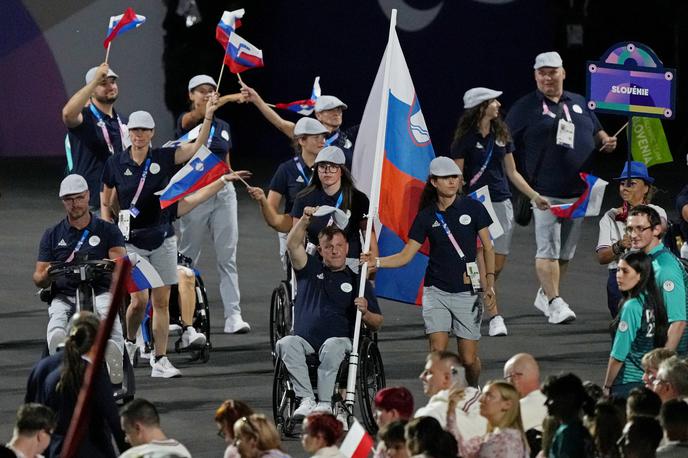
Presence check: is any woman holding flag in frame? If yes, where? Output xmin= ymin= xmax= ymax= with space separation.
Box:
xmin=361 ymin=157 xmax=495 ymax=386
xmin=100 ymin=94 xmax=218 ymax=379
xmin=450 ymin=88 xmax=550 ymax=338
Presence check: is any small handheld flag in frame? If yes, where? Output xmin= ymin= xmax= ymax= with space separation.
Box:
xmin=468 ymin=185 xmax=504 ymax=239
xmin=103 ymin=8 xmax=146 ymax=49
xmin=125 ymin=253 xmax=164 ymax=293
xmin=340 ymin=419 xmax=374 ymax=458
xmin=549 ymin=173 xmax=608 ymax=219
xmin=274 ymin=77 xmax=322 ymax=116
xmin=223 ymin=32 xmax=264 ymax=74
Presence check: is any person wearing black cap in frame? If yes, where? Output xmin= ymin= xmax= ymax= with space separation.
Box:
xmin=100 ymin=96 xmax=217 ymax=378
xmin=362 ymin=157 xmax=495 ymax=386
xmin=596 ymin=161 xmax=666 ymax=317
xmin=62 ymin=63 xmax=129 ymax=212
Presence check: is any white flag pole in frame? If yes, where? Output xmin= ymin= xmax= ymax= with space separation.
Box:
xmin=345 ymin=8 xmax=397 ymax=409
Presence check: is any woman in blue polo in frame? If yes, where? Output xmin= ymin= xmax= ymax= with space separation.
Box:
xmin=100 ymin=95 xmax=217 ymax=379
xmin=362 ymin=156 xmax=495 ymax=386
xmin=450 ymin=87 xmax=550 ymax=338
xmin=603 ymin=250 xmax=668 ymax=398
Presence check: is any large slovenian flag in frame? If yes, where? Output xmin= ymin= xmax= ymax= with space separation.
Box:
xmin=156 ymin=145 xmax=229 ymax=209
xmin=549 ymin=173 xmax=608 ymax=218
xmin=103 ymin=8 xmax=146 ymax=48
xmin=340 ymin=419 xmax=374 ymax=458
xmin=215 ymin=9 xmax=244 ymax=48
xmin=125 ymin=254 xmax=164 ymax=293
xmin=223 ymin=32 xmax=264 ymax=73
xmin=274 ymin=77 xmax=322 ymax=116
xmin=352 ymin=15 xmax=435 ymax=305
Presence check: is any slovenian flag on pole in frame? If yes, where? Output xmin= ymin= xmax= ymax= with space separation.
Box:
xmin=340 ymin=419 xmax=374 ymax=458
xmin=103 ymin=8 xmax=146 ymax=48
xmin=161 ymin=124 xmax=215 ymax=149
xmin=156 ymin=145 xmax=229 ymax=209
xmin=274 ymin=77 xmax=322 ymax=116
xmin=125 ymin=254 xmax=164 ymax=293
xmin=215 ymin=9 xmax=244 ymax=48
xmin=351 ymin=11 xmax=435 ymax=305
xmin=223 ymin=32 xmax=264 ymax=73
xmin=549 ymin=173 xmax=608 ymax=219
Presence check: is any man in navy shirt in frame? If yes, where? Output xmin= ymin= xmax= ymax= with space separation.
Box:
xmin=506 ymin=51 xmax=617 ymax=324
xmin=33 ymin=175 xmax=126 ymax=375
xmin=276 ymin=208 xmax=383 ymax=419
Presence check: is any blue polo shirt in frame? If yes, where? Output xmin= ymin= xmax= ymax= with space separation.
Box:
xmin=269 ymin=156 xmax=312 ymax=214
xmin=649 ymin=243 xmax=688 ymax=354
xmin=291 ymin=188 xmax=369 ymax=258
xmin=409 ymin=197 xmax=492 ymax=293
xmin=505 ymin=90 xmax=602 ymax=198
xmin=326 ymin=124 xmax=358 ymax=170
xmin=175 ymin=115 xmax=232 ymax=159
xmin=294 ymin=255 xmax=380 ymax=350
xmin=67 ymin=105 xmax=127 ymax=209
xmin=450 ymin=130 xmax=514 ymax=202
xmin=37 ymin=214 xmax=125 ymax=296
xmin=101 ymin=147 xmax=177 ymax=250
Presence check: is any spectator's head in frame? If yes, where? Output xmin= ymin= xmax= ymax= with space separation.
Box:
xmin=419 ymin=351 xmax=461 ymax=397
xmin=641 ymin=348 xmax=676 ymax=389
xmin=503 ymin=353 xmax=541 ymax=397
xmin=317 ymin=225 xmax=349 ymax=271
xmin=405 ymin=416 xmax=457 ymax=458
xmin=374 ymin=387 xmax=414 ymax=428
xmin=379 ymin=420 xmax=409 ymax=458
xmin=233 ymin=414 xmax=282 ymax=457
xmin=627 ymin=205 xmax=662 ymax=252
xmin=614 ymin=161 xmax=655 ymax=207
xmin=617 ymin=416 xmax=663 ymax=458
xmin=533 ymin=51 xmax=565 ymax=98
xmin=583 ymin=381 xmax=605 ymax=404
xmin=591 ymin=401 xmax=624 ymax=458
xmin=653 ymin=356 xmax=688 ymax=403
xmin=659 ymin=399 xmax=688 ymax=442
xmin=542 ymin=373 xmax=594 ymax=423
xmin=214 ymin=399 xmax=253 ymax=444
xmin=120 ymin=398 xmax=162 ymax=447
xmin=8 ymin=403 xmax=55 ymax=457
xmin=479 ymin=381 xmax=524 ymax=433
xmin=626 ymin=387 xmax=661 ymax=420
xmin=301 ymin=413 xmax=344 ymax=454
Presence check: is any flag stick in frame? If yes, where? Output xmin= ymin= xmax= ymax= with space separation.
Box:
xmin=266 ymin=103 xmax=276 ymax=108
xmin=216 ymin=61 xmax=226 ymax=92
xmin=104 ymin=42 xmax=112 ymax=64
xmin=599 ymin=121 xmax=629 ymax=151
xmin=237 ymin=72 xmax=244 ymax=87
xmin=228 ymin=167 xmax=250 ymax=188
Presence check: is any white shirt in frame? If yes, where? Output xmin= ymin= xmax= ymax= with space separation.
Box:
xmin=118 ymin=439 xmax=191 ymax=458
xmin=414 ymin=387 xmax=487 ymax=441
xmin=520 ymin=389 xmax=547 ymax=432
xmin=313 ymin=446 xmax=346 ymax=458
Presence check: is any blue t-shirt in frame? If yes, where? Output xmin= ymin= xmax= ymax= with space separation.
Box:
xmin=450 ymin=130 xmax=513 ymax=202
xmin=67 ymin=105 xmax=128 ymax=209
xmin=101 ymin=147 xmax=177 ymax=250
xmin=505 ymin=90 xmax=602 ymax=198
xmin=409 ymin=197 xmax=492 ymax=293
xmin=611 ymin=295 xmax=657 ymax=385
xmin=269 ymin=156 xmax=312 ymax=214
xmin=37 ymin=214 xmax=125 ymax=296
xmin=293 ymin=255 xmax=380 ymax=350
xmin=175 ymin=115 xmax=232 ymax=159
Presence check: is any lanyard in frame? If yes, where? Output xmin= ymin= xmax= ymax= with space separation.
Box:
xmin=435 ymin=212 xmax=466 ymax=260
xmin=541 ymin=101 xmax=572 ymax=122
xmin=65 ymin=229 xmax=90 ymax=263
xmin=325 ymin=131 xmax=340 ymax=146
xmin=129 ymin=158 xmax=151 ymax=217
xmin=468 ymin=137 xmax=495 ymax=187
xmin=205 ymin=124 xmax=216 ymax=148
xmin=293 ymin=156 xmax=312 ymax=184
xmin=89 ymin=103 xmax=128 ymax=154
xmin=326 ymin=192 xmax=344 ymax=226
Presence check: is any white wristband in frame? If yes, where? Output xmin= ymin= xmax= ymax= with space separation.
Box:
xmin=375 ymin=257 xmax=381 ymax=269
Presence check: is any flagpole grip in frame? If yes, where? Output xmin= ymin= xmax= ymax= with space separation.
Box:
xmin=104 ymin=42 xmax=112 ymax=64
xmin=237 ymin=72 xmax=244 ymax=87
xmin=217 ymin=59 xmax=226 ymax=91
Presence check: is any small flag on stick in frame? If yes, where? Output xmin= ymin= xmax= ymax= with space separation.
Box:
xmin=103 ymin=7 xmax=146 ymax=49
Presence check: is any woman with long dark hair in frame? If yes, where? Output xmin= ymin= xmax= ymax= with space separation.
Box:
xmin=603 ymin=250 xmax=668 ymax=398
xmin=450 ymin=88 xmax=549 ymax=337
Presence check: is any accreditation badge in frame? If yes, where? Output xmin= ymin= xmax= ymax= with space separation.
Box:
xmin=556 ymin=119 xmax=575 ymax=148
xmin=118 ymin=209 xmax=131 ymax=240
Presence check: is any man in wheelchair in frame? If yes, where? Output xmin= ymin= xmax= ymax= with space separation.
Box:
xmin=277 ymin=206 xmax=383 ymax=419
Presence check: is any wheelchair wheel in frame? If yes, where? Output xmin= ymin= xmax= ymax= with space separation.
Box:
xmin=272 ymin=359 xmax=296 ymax=437
xmin=269 ymin=281 xmax=291 ymax=362
xmin=356 ymin=336 xmax=385 ymax=435
xmin=193 ymin=273 xmax=211 ymax=339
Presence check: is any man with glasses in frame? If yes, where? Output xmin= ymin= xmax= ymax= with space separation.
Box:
xmin=652 ymin=356 xmax=688 ymax=403
xmin=503 ymin=353 xmax=547 ymax=434
xmin=3 ymin=403 xmax=56 ymax=458
xmin=119 ymin=398 xmax=191 ymax=458
xmin=628 ymin=205 xmax=688 ymax=353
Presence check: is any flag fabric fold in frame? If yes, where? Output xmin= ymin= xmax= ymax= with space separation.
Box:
xmin=125 ymin=254 xmax=164 ymax=293
xmin=549 ymin=173 xmax=608 ymax=219
xmin=340 ymin=419 xmax=374 ymax=458
xmin=161 ymin=125 xmax=215 ymax=149
xmin=223 ymin=32 xmax=264 ymax=73
xmin=468 ymin=185 xmax=504 ymax=239
xmin=156 ymin=145 xmax=229 ymax=209
xmin=215 ymin=9 xmax=245 ymax=48
xmin=103 ymin=7 xmax=146 ymax=48
xmin=274 ymin=77 xmax=322 ymax=116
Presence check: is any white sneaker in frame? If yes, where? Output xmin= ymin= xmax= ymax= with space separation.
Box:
xmin=534 ymin=288 xmax=550 ymax=317
xmin=151 ymin=356 xmax=182 ymax=378
xmin=488 ymin=315 xmax=508 ymax=337
xmin=181 ymin=326 xmax=206 ymax=349
xmin=169 ymin=323 xmax=183 ymax=335
xmin=224 ymin=316 xmax=251 ymax=334
xmin=105 ymin=341 xmax=124 ymax=384
xmin=548 ymin=297 xmax=576 ymax=324
xmin=125 ymin=340 xmax=138 ymax=367
xmin=293 ymin=397 xmax=317 ymax=419
xmin=313 ymin=402 xmax=332 ymax=414
xmin=139 ymin=345 xmax=152 ymax=361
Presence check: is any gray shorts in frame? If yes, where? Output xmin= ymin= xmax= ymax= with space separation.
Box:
xmin=533 ymin=196 xmax=583 ymax=260
xmin=126 ymin=236 xmax=178 ymax=286
xmin=422 ymin=286 xmax=482 ymax=340
xmin=492 ymin=199 xmax=514 ymax=255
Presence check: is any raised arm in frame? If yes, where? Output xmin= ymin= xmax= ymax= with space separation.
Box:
xmin=175 ymin=93 xmax=218 ymax=164
xmin=241 ymin=84 xmax=295 ymax=137
xmin=62 ymin=63 xmax=111 ymax=128
xmin=287 ymin=206 xmax=317 ymax=270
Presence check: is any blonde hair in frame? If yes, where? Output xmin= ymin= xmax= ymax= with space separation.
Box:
xmin=485 ymin=381 xmax=523 ymax=432
xmin=233 ymin=414 xmax=282 ymax=452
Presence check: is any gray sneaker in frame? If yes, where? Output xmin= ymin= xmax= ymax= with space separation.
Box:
xmin=151 ymin=356 xmax=181 ymax=378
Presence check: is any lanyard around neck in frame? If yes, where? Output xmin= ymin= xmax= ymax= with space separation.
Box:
xmin=542 ymin=100 xmax=572 ymax=122
xmin=89 ymin=103 xmax=127 ymax=154
xmin=293 ymin=156 xmax=312 ymax=184
xmin=435 ymin=212 xmax=466 ymax=260
xmin=65 ymin=229 xmax=90 ymax=263
xmin=129 ymin=158 xmax=152 ymax=217
xmin=468 ymin=136 xmax=495 ymax=187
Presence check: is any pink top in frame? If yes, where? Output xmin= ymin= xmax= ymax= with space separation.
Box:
xmin=460 ymin=427 xmax=528 ymax=458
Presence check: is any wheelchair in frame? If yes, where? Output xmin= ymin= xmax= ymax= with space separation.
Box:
xmin=40 ymin=256 xmax=136 ymax=403
xmin=272 ymin=330 xmax=385 ymax=437
xmin=269 ymin=268 xmax=295 ymax=364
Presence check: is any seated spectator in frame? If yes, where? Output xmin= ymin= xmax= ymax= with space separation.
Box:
xmin=233 ymin=414 xmax=290 ymax=458
xmin=214 ymin=399 xmax=254 ymax=458
xmin=503 ymin=353 xmax=547 ymax=433
xmin=4 ymin=403 xmax=56 ymax=458
xmin=118 ymin=398 xmax=190 ymax=458
xmin=404 ymin=416 xmax=457 ymax=458
xmin=641 ymin=349 xmax=676 ymax=389
xmin=374 ymin=387 xmax=414 ymax=429
xmin=301 ymin=413 xmax=345 ymax=458
xmin=657 ymin=399 xmax=688 ymax=457
xmin=589 ymin=401 xmax=623 ymax=458
xmin=617 ymin=416 xmax=663 ymax=458
xmin=461 ymin=381 xmax=528 ymax=458
xmin=378 ymin=420 xmax=409 ymax=458
xmin=652 ymin=356 xmax=688 ymax=403
xmin=626 ymin=387 xmax=661 ymax=420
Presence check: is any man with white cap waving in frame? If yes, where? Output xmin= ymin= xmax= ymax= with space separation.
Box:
xmin=62 ymin=63 xmax=129 ymax=212
xmin=505 ymin=51 xmax=618 ymax=325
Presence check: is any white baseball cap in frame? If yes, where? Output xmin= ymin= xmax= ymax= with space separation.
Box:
xmin=294 ymin=118 xmax=329 ymax=136
xmin=429 ymin=157 xmax=462 ymax=177
xmin=59 ymin=174 xmax=89 ymax=197
xmin=188 ymin=74 xmax=217 ymax=91
xmin=534 ymin=51 xmax=563 ymax=69
xmin=315 ymin=95 xmax=348 ymax=113
xmin=463 ymin=87 xmax=503 ymax=109
xmin=85 ymin=66 xmax=119 ymax=84
xmin=314 ymin=146 xmax=346 ymax=165
xmin=127 ymin=111 xmax=155 ymax=129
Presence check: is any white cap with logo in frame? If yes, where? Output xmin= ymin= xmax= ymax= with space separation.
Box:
xmin=533 ymin=51 xmax=563 ymax=69
xmin=85 ymin=67 xmax=119 ymax=84
xmin=127 ymin=111 xmax=155 ymax=129
xmin=314 ymin=95 xmax=348 ymax=113
xmin=59 ymin=174 xmax=89 ymax=197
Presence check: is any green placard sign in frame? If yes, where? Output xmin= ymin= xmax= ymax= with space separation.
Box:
xmin=630 ymin=116 xmax=673 ymax=167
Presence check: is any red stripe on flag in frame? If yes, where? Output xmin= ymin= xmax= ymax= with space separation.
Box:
xmin=159 ymin=161 xmax=229 ymax=209
xmin=103 ymin=7 xmax=137 ymax=48
xmin=351 ymin=432 xmax=374 ymax=458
